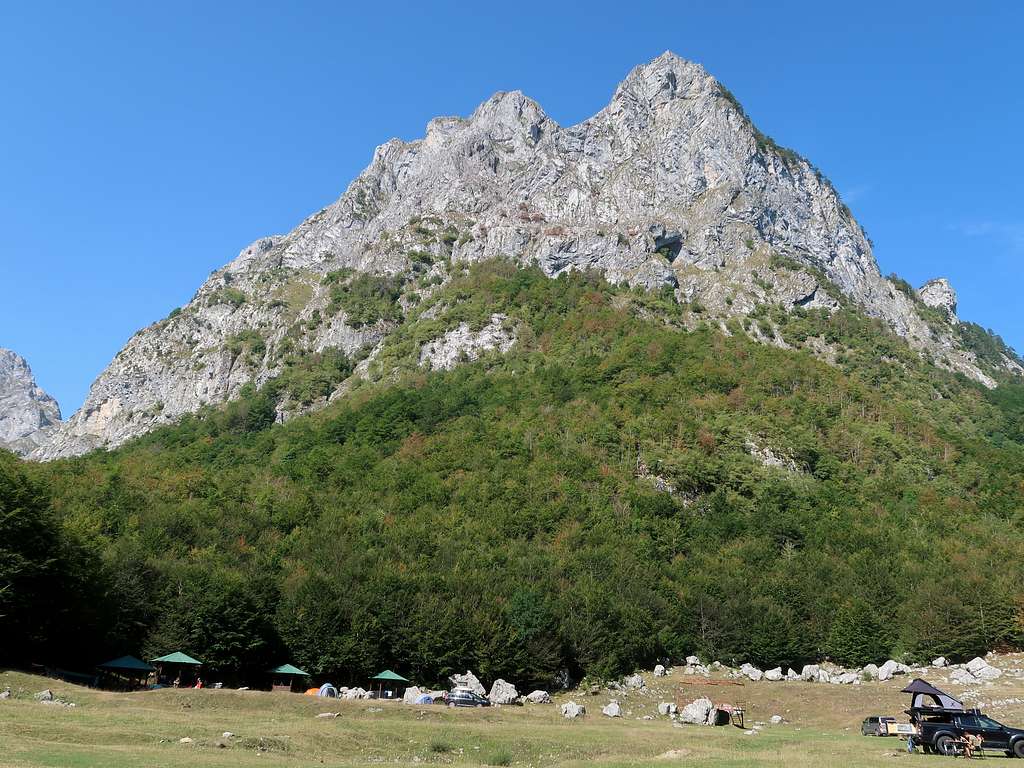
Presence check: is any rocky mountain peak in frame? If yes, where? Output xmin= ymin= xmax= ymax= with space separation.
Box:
xmin=31 ymin=52 xmax=1021 ymax=459
xmin=612 ymin=51 xmax=714 ymax=107
xmin=0 ymin=348 xmax=61 ymax=456
xmin=918 ymin=278 xmax=958 ymax=318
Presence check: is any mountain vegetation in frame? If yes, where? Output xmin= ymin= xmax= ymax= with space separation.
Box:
xmin=3 ymin=262 xmax=1023 ymax=687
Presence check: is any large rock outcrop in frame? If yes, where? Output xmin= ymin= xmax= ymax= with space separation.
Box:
xmin=0 ymin=349 xmax=61 ymax=455
xmin=918 ymin=278 xmax=958 ymax=318
xmin=34 ymin=52 xmax=1019 ymax=459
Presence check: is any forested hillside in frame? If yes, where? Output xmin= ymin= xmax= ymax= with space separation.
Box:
xmin=3 ymin=262 xmax=1023 ymax=687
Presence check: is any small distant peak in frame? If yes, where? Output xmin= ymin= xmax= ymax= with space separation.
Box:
xmin=470 ymin=89 xmax=547 ymax=122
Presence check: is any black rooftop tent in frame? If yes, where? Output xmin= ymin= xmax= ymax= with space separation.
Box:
xmin=901 ymin=678 xmax=964 ymax=710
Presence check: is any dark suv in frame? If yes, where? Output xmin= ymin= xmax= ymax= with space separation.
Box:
xmin=447 ymin=688 xmax=491 ymax=708
xmin=910 ymin=707 xmax=1024 ymax=757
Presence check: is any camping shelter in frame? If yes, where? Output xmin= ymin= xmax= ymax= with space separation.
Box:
xmin=151 ymin=652 xmax=202 ymax=687
xmin=97 ymin=655 xmax=155 ymax=690
xmin=371 ymin=670 xmax=409 ymax=700
xmin=901 ymin=678 xmax=964 ymax=710
xmin=269 ymin=663 xmax=310 ymax=692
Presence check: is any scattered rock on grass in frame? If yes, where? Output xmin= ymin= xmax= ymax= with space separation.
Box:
xmin=678 ymin=697 xmax=714 ymax=725
xmin=561 ymin=701 xmax=586 ymax=719
xmin=487 ymin=679 xmax=519 ymax=705
xmin=602 ymin=701 xmax=622 ymax=717
xmin=740 ymin=663 xmax=763 ymax=681
xmin=623 ymin=674 xmax=645 ymax=690
xmin=402 ymin=686 xmax=423 ymax=704
xmin=524 ymin=690 xmax=552 ymax=704
xmin=449 ymin=671 xmax=486 ymax=696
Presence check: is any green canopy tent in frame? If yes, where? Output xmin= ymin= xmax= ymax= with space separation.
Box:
xmin=269 ymin=663 xmax=310 ymax=693
xmin=370 ymin=669 xmax=409 ymax=700
xmin=97 ymin=655 xmax=155 ymax=690
xmin=150 ymin=652 xmax=202 ymax=687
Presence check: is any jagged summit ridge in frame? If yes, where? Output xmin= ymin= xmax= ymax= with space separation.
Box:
xmin=34 ymin=52 xmax=1017 ymax=459
xmin=0 ymin=348 xmax=61 ymax=456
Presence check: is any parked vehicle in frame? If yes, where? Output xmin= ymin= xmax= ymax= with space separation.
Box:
xmin=910 ymin=707 xmax=1024 ymax=757
xmin=861 ymin=716 xmax=895 ymax=736
xmin=447 ymin=688 xmax=491 ymax=708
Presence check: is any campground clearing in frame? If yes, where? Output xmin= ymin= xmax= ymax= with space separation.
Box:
xmin=3 ymin=656 xmax=1024 ymax=767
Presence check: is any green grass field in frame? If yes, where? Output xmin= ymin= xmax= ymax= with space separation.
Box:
xmin=3 ymin=665 xmax=1023 ymax=767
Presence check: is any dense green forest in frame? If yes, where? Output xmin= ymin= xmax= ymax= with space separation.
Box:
xmin=2 ymin=262 xmax=1023 ymax=687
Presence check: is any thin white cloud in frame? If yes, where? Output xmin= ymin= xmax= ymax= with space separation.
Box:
xmin=840 ymin=183 xmax=872 ymax=204
xmin=950 ymin=220 xmax=1024 ymax=253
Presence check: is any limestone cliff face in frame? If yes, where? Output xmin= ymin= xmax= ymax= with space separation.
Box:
xmin=0 ymin=349 xmax=61 ymax=456
xmin=34 ymin=52 xmax=1018 ymax=459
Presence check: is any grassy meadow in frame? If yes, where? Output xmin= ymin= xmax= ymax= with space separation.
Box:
xmin=5 ymin=661 xmax=1024 ymax=767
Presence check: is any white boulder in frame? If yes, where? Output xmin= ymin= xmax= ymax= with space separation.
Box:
xmin=932 ymin=657 xmax=947 ymax=668
xmin=764 ymin=667 xmax=783 ymax=681
xmin=740 ymin=663 xmax=763 ymax=681
xmin=678 ymin=697 xmax=715 ymax=725
xmin=402 ymin=686 xmax=423 ymax=704
xmin=654 ymin=664 xmax=667 ymax=677
xmin=862 ymin=663 xmax=879 ymax=680
xmin=561 ymin=701 xmax=586 ymax=719
xmin=487 ymin=679 xmax=519 ymax=705
xmin=449 ymin=671 xmax=486 ymax=696
xmin=524 ymin=690 xmax=552 ymax=704
xmin=685 ymin=655 xmax=701 ymax=666
xmin=658 ymin=702 xmax=677 ymax=715
xmin=623 ymin=674 xmax=645 ymax=690
xmin=877 ymin=660 xmax=907 ymax=681
xmin=800 ymin=664 xmax=819 ymax=681
xmin=951 ymin=668 xmax=976 ymax=684
xmin=770 ymin=715 xmax=783 ymax=724
xmin=602 ymin=701 xmax=622 ymax=718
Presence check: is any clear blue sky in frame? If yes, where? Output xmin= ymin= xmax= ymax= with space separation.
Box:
xmin=2 ymin=1 xmax=1022 ymax=414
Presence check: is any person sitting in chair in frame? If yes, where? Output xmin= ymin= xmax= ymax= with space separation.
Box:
xmin=961 ymin=732 xmax=983 ymax=758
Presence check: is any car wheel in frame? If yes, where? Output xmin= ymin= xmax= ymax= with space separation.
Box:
xmin=935 ymin=735 xmax=957 ymax=756
xmin=476 ymin=703 xmax=483 ymax=708
xmin=448 ymin=702 xmax=455 ymax=708
xmin=1013 ymin=740 xmax=1024 ymax=758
